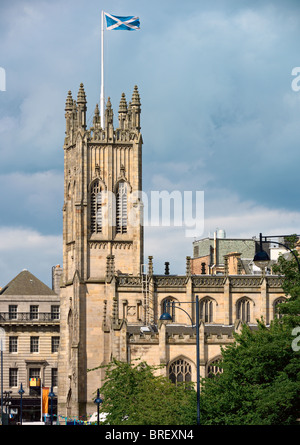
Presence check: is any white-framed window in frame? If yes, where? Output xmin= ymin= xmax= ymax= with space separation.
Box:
xmin=30 ymin=305 xmax=39 ymax=320
xmin=52 ymin=368 xmax=58 ymax=387
xmin=30 ymin=336 xmax=39 ymax=353
xmin=9 ymin=336 xmax=18 ymax=353
xmin=9 ymin=368 xmax=18 ymax=387
xmin=51 ymin=336 xmax=60 ymax=353
xmin=8 ymin=305 xmax=17 ymax=320
xmin=51 ymin=305 xmax=60 ymax=320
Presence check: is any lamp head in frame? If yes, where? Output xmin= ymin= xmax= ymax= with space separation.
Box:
xmin=94 ymin=388 xmax=103 ymax=405
xmin=253 ymin=250 xmax=270 ymax=270
xmin=48 ymin=387 xmax=56 ymax=398
xmin=18 ymin=383 xmax=25 ymax=395
xmin=159 ymin=312 xmax=172 ymax=321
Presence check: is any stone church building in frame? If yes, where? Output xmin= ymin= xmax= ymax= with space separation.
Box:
xmin=57 ymin=83 xmax=286 ymax=419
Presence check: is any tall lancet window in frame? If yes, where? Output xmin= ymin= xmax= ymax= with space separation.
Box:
xmin=91 ymin=180 xmax=103 ymax=233
xmin=237 ymin=297 xmax=251 ymax=323
xmin=116 ymin=181 xmax=127 ymax=234
xmin=200 ymin=298 xmax=214 ymax=323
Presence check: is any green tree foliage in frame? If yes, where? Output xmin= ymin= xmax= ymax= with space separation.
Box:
xmin=272 ymin=235 xmax=300 ymax=324
xmin=200 ymin=320 xmax=300 ymax=424
xmin=200 ymin=238 xmax=300 ymax=425
xmin=90 ymin=359 xmax=197 ymax=425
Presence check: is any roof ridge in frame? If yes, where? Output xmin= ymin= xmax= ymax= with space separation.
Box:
xmin=0 ymin=270 xmax=55 ymax=296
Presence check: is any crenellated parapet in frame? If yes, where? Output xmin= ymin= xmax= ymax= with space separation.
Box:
xmin=116 ymin=273 xmax=284 ymax=291
xmin=64 ymin=84 xmax=142 ymax=149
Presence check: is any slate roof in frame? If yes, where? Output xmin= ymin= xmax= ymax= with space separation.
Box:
xmin=0 ymin=269 xmax=55 ymax=296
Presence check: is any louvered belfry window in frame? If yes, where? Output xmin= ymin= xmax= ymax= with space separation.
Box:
xmin=91 ymin=180 xmax=102 ymax=233
xmin=116 ymin=181 xmax=127 ymax=234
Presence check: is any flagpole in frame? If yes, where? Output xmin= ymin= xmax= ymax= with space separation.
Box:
xmin=100 ymin=10 xmax=105 ymax=128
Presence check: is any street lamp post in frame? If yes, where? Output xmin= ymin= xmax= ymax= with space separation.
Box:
xmin=48 ymin=387 xmax=55 ymax=425
xmin=18 ymin=383 xmax=25 ymax=425
xmin=3 ymin=391 xmax=12 ymax=424
xmin=160 ymin=295 xmax=200 ymax=425
xmin=254 ymin=233 xmax=300 ymax=273
xmin=94 ymin=389 xmax=103 ymax=425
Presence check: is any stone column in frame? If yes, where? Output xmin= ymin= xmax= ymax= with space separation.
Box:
xmin=199 ymin=320 xmax=206 ymax=379
xmin=260 ymin=277 xmax=268 ymax=324
xmin=223 ymin=276 xmax=231 ymax=324
xmin=158 ymin=320 xmax=168 ymax=377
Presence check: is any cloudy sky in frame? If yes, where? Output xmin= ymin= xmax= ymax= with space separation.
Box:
xmin=1 ymin=0 xmax=300 ymax=287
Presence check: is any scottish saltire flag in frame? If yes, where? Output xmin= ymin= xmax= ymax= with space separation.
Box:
xmin=104 ymin=12 xmax=140 ymax=31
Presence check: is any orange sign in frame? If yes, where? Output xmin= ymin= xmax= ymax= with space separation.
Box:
xmin=42 ymin=387 xmax=49 ymax=414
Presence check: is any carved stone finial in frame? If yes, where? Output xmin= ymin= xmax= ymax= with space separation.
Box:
xmin=186 ymin=256 xmax=191 ymax=276
xmin=224 ymin=256 xmax=229 ymax=275
xmin=131 ymin=85 xmax=141 ymax=107
xmin=148 ymin=256 xmax=153 ymax=276
xmin=65 ymin=90 xmax=73 ymax=111
xmin=94 ymin=103 xmax=100 ymax=116
xmin=119 ymin=93 xmax=128 ymax=113
xmin=77 ymin=83 xmax=86 ymax=104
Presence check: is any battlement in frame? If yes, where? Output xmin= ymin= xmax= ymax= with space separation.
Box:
xmin=64 ymin=84 xmax=141 ymax=148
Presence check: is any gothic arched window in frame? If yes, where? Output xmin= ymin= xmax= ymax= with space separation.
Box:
xmin=274 ymin=297 xmax=287 ymax=319
xmin=207 ymin=358 xmax=223 ymax=378
xmin=169 ymin=358 xmax=192 ymax=385
xmin=200 ymin=297 xmax=214 ymax=323
xmin=91 ymin=180 xmax=103 ymax=233
xmin=161 ymin=297 xmax=177 ymax=322
xmin=116 ymin=181 xmax=127 ymax=234
xmin=237 ymin=297 xmax=251 ymax=322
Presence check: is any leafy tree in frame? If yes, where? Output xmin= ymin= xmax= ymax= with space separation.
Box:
xmin=200 ymin=239 xmax=300 ymax=425
xmin=272 ymin=235 xmax=300 ymax=325
xmin=200 ymin=319 xmax=300 ymax=424
xmin=89 ymin=359 xmax=197 ymax=425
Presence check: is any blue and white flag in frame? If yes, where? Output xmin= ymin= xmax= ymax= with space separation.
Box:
xmin=104 ymin=12 xmax=140 ymax=31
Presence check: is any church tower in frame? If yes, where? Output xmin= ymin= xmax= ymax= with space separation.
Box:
xmin=58 ymin=84 xmax=143 ymax=417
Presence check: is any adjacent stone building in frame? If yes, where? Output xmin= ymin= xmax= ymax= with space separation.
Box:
xmin=57 ymin=83 xmax=287 ymax=419
xmin=0 ymin=267 xmax=62 ymax=422
xmin=191 ymin=230 xmax=273 ymax=275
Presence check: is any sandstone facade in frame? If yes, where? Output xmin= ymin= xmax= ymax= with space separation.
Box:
xmin=57 ymin=84 xmax=286 ymax=418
